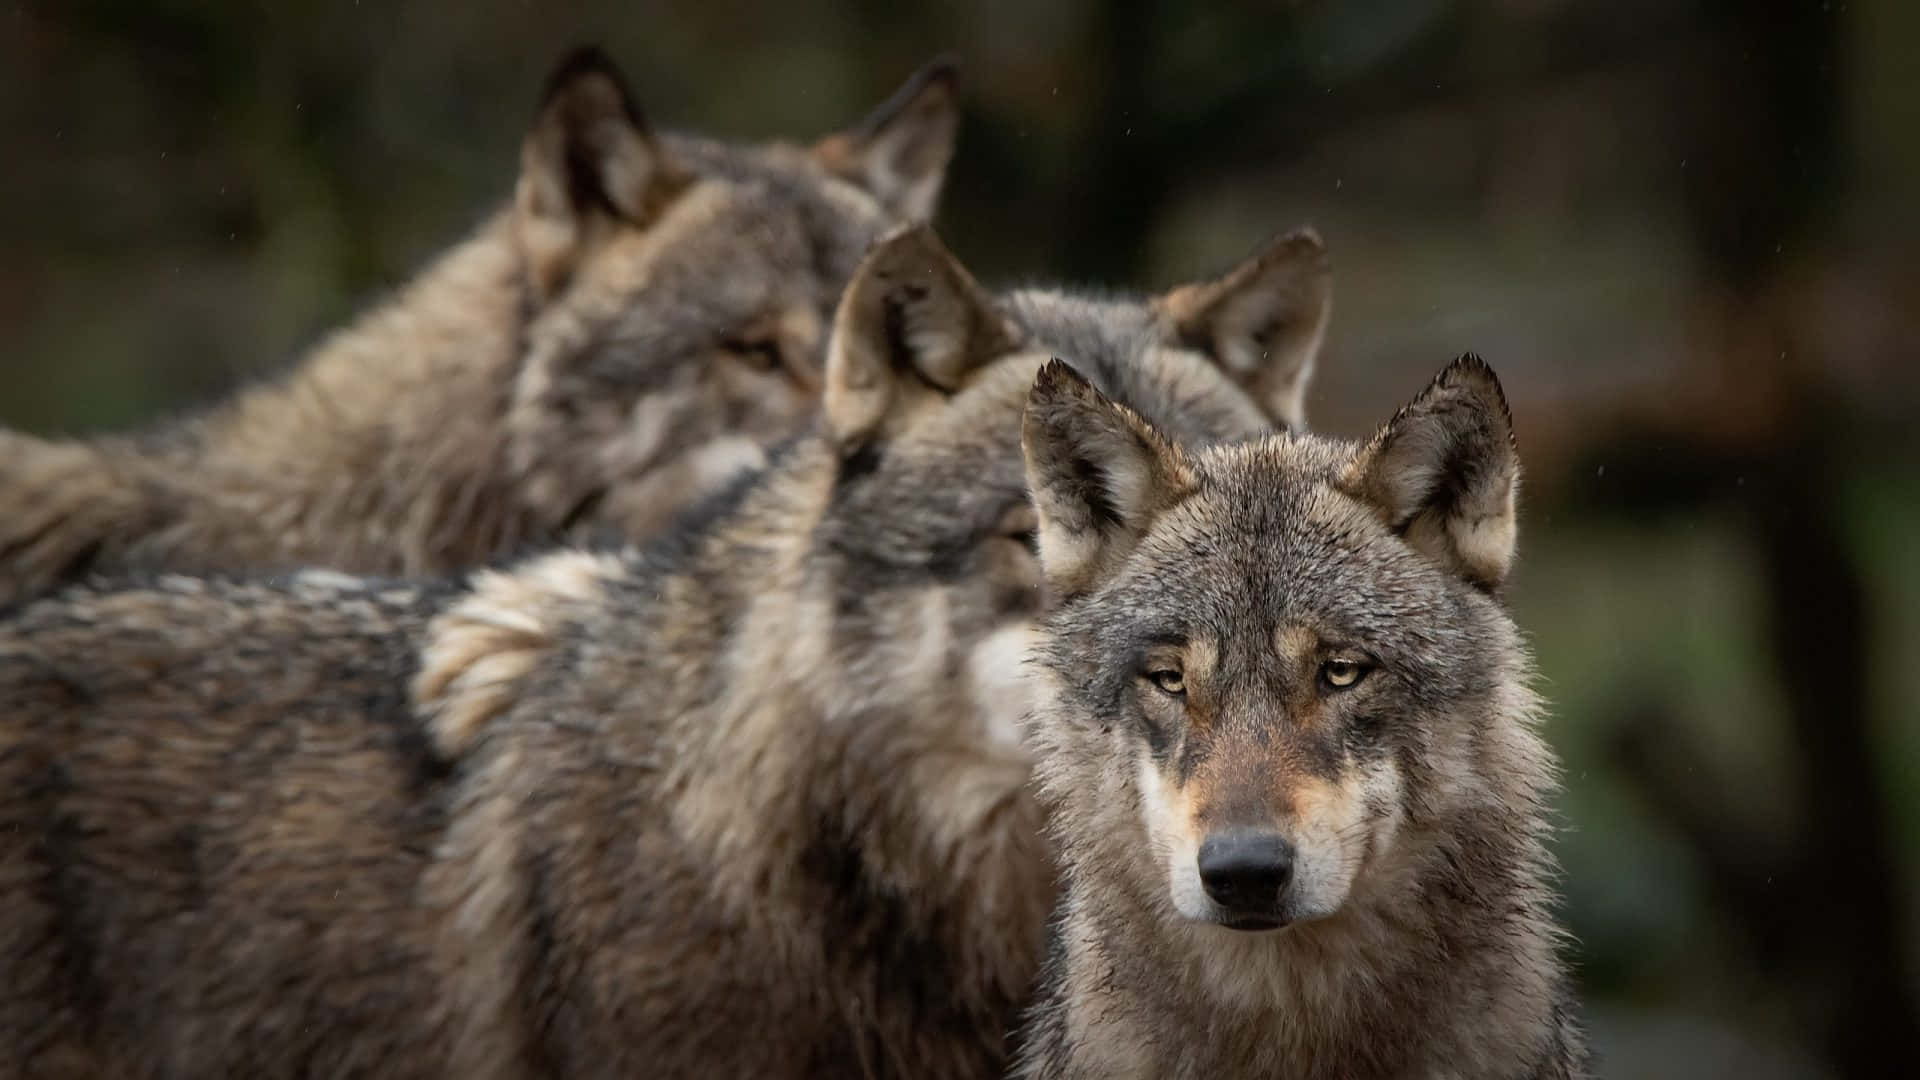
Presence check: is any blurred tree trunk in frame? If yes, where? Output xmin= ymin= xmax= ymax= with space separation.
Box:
xmin=1754 ymin=413 xmax=1918 ymax=1073
xmin=1614 ymin=0 xmax=1920 ymax=1072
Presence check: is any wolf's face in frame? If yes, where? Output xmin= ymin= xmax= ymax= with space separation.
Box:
xmin=504 ymin=49 xmax=961 ymax=540
xmin=1023 ymin=356 xmax=1524 ymax=932
xmin=806 ymin=225 xmax=1332 ymax=755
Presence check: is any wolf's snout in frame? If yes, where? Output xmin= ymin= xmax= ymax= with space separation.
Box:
xmin=1196 ymin=831 xmax=1294 ymax=923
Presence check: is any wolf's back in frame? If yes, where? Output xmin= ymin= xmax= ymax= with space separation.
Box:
xmin=0 ymin=572 xmax=460 ymax=1076
xmin=0 ymin=429 xmax=165 ymax=609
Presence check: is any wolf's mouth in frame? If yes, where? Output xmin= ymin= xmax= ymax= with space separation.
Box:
xmin=1217 ymin=914 xmax=1286 ymax=932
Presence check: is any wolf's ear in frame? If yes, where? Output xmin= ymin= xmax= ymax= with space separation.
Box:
xmin=1342 ymin=354 xmax=1519 ymax=591
xmin=813 ymin=56 xmax=961 ymax=222
xmin=1156 ymin=228 xmax=1332 ymax=431
xmin=515 ymin=46 xmax=689 ymax=300
xmin=1022 ymin=360 xmax=1196 ymax=598
xmin=824 ymin=224 xmax=1015 ymax=445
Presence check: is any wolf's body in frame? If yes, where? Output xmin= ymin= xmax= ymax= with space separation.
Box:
xmin=0 ymin=226 xmax=1331 ymax=1078
xmin=0 ymin=47 xmax=960 ymax=607
xmin=1010 ymin=357 xmax=1585 ymax=1079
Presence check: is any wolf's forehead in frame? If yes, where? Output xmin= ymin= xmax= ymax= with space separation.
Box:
xmin=853 ymin=357 xmax=1049 ymax=523
xmin=1198 ymin=434 xmax=1353 ymax=490
xmin=917 ymin=352 xmax=1053 ymax=460
xmin=1142 ymin=456 xmax=1459 ymax=629
xmin=1004 ymin=292 xmax=1159 ymax=374
xmin=1007 ymin=291 xmax=1270 ymax=444
xmin=667 ymin=134 xmax=889 ymax=225
xmin=591 ymin=190 xmax=881 ymax=338
xmin=1148 ymin=447 xmax=1374 ymax=579
xmin=659 ymin=132 xmax=803 ymax=184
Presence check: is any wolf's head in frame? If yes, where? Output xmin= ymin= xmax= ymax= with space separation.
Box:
xmin=1022 ymin=356 xmax=1538 ymax=934
xmin=504 ymin=47 xmax=962 ymax=540
xmin=800 ymin=225 xmax=1332 ymax=746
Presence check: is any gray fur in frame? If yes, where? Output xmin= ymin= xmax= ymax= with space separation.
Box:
xmin=1013 ymin=356 xmax=1586 ymax=1079
xmin=0 ymin=226 xmax=1318 ymax=1078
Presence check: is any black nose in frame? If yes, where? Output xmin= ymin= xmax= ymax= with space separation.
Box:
xmin=1197 ymin=831 xmax=1295 ymax=912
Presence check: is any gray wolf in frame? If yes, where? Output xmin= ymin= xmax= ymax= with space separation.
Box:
xmin=0 ymin=45 xmax=960 ymax=607
xmin=0 ymin=223 xmax=1328 ymax=1078
xmin=1011 ymin=355 xmax=1586 ymax=1079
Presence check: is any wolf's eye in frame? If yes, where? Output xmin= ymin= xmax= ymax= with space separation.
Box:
xmin=724 ymin=337 xmax=784 ymax=372
xmin=998 ymin=504 xmax=1041 ymax=556
xmin=1146 ymin=669 xmax=1186 ymax=696
xmin=1320 ymin=658 xmax=1369 ymax=690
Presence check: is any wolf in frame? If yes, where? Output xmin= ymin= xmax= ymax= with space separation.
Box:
xmin=0 ymin=45 xmax=962 ymax=607
xmin=1010 ymin=356 xmax=1586 ymax=1079
xmin=0 ymin=221 xmax=1330 ymax=1079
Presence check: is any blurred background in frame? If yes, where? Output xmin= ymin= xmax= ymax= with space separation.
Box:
xmin=2 ymin=1 xmax=1915 ymax=1074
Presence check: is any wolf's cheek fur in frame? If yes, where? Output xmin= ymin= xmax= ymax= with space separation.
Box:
xmin=1283 ymin=757 xmax=1404 ymax=922
xmin=1135 ymin=755 xmax=1213 ymax=922
xmin=966 ymin=621 xmax=1047 ymax=753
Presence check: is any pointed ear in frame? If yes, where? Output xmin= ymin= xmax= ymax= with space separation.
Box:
xmin=813 ymin=55 xmax=961 ymax=222
xmin=514 ymin=46 xmax=690 ymax=299
xmin=1341 ymin=354 xmax=1520 ymax=591
xmin=824 ymin=224 xmax=1015 ymax=445
xmin=1155 ymin=228 xmax=1332 ymax=431
xmin=1022 ymin=360 xmax=1196 ymax=599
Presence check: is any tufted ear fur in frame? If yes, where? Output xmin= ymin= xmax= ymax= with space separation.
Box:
xmin=1156 ymin=228 xmax=1332 ymax=431
xmin=823 ymin=224 xmax=1016 ymax=445
xmin=514 ymin=46 xmax=690 ymax=300
xmin=812 ymin=55 xmax=962 ymax=222
xmin=1341 ymin=354 xmax=1520 ymax=591
xmin=1021 ymin=359 xmax=1196 ymax=599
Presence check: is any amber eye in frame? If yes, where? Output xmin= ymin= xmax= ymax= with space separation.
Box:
xmin=1146 ymin=669 xmax=1186 ymax=696
xmin=1320 ymin=657 xmax=1368 ymax=690
xmin=724 ymin=337 xmax=783 ymax=372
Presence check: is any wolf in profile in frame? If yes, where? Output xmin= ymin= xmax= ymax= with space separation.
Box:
xmin=0 ymin=222 xmax=1330 ymax=1078
xmin=1011 ymin=356 xmax=1586 ymax=1079
xmin=0 ymin=45 xmax=961 ymax=606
